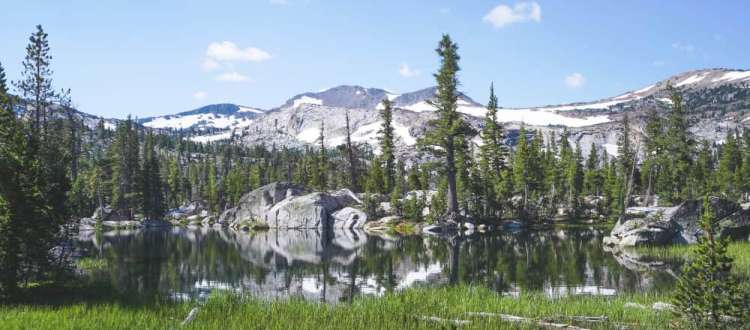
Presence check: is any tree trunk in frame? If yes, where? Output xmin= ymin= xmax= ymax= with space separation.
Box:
xmin=445 ymin=136 xmax=459 ymax=222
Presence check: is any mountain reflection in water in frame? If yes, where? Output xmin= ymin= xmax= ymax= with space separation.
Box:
xmin=75 ymin=226 xmax=678 ymax=303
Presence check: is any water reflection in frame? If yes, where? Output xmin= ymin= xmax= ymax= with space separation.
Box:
xmin=75 ymin=226 xmax=678 ymax=302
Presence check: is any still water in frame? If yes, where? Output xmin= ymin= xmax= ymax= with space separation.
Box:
xmin=76 ymin=226 xmax=678 ymax=302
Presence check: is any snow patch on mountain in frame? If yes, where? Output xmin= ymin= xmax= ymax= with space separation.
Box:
xmin=292 ymin=96 xmax=324 ymax=108
xmin=711 ymin=70 xmax=750 ymax=83
xmin=143 ymin=113 xmax=254 ymax=130
xmin=238 ymin=106 xmax=264 ymax=114
xmin=190 ymin=132 xmax=232 ymax=143
xmin=602 ymin=143 xmax=619 ymax=157
xmin=675 ymin=73 xmax=708 ymax=87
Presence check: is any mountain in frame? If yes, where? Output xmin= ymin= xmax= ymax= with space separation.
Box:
xmin=224 ymin=68 xmax=747 ymax=158
xmin=60 ymin=68 xmax=750 ymax=157
xmin=133 ymin=103 xmax=265 ymax=142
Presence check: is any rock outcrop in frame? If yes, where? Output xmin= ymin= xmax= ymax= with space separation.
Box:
xmin=222 ymin=182 xmax=366 ymax=230
xmin=604 ymin=197 xmax=750 ymax=246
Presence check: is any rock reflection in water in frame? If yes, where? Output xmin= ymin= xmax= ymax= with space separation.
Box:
xmin=75 ymin=226 xmax=676 ymax=302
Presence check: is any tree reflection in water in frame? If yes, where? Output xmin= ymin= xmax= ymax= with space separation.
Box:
xmin=75 ymin=226 xmax=679 ymax=302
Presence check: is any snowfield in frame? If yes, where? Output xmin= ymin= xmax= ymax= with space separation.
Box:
xmin=144 ymin=113 xmax=254 ymax=130
xmin=675 ymin=73 xmax=707 ymax=87
xmin=398 ymin=102 xmax=612 ymax=127
xmin=711 ymin=70 xmax=750 ymax=83
xmin=292 ymin=96 xmax=324 ymax=108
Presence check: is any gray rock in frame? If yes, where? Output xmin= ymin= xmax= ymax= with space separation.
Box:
xmin=201 ymin=216 xmax=215 ymax=227
xmin=263 ymin=192 xmax=342 ymax=229
xmin=79 ymin=217 xmax=98 ymax=231
xmin=331 ymin=207 xmax=368 ymax=229
xmin=652 ymin=302 xmax=675 ymax=312
xmin=217 ymin=207 xmax=237 ymax=226
xmin=605 ymin=196 xmax=748 ymax=246
xmin=229 ymin=182 xmax=307 ymax=225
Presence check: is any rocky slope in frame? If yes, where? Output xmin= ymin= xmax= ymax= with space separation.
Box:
xmin=52 ymin=68 xmax=750 ymax=157
xmin=231 ymin=68 xmax=750 ymax=159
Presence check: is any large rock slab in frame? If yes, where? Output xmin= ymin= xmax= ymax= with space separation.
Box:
xmin=331 ymin=207 xmax=367 ymax=229
xmin=605 ymin=197 xmax=748 ymax=246
xmin=229 ymin=182 xmax=307 ymax=225
xmin=263 ymin=192 xmax=353 ymax=229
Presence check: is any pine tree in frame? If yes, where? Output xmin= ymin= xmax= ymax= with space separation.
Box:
xmin=344 ymin=110 xmax=359 ymax=191
xmin=314 ymin=122 xmax=328 ymax=191
xmin=674 ymin=197 xmax=749 ymax=328
xmin=615 ymin=114 xmax=635 ymax=214
xmin=419 ymin=34 xmax=471 ymax=222
xmin=662 ymin=84 xmax=693 ymax=202
xmin=141 ymin=131 xmax=165 ymax=219
xmin=0 ymin=59 xmax=67 ymax=293
xmin=15 ymin=25 xmax=56 ymax=134
xmin=642 ymin=108 xmax=663 ymax=204
xmin=0 ymin=61 xmax=8 ymax=107
xmin=716 ymin=130 xmax=741 ymax=199
xmin=379 ymin=99 xmax=396 ymax=193
xmin=513 ymin=126 xmax=531 ymax=210
xmin=478 ymin=83 xmax=507 ymax=217
xmin=110 ymin=117 xmax=141 ymax=218
xmin=584 ymin=143 xmax=601 ymax=196
xmin=206 ymin=157 xmax=219 ymax=213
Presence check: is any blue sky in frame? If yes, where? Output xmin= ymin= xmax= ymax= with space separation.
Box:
xmin=0 ymin=0 xmax=748 ymax=119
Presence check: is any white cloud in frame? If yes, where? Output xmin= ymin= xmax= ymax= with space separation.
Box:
xmin=206 ymin=41 xmax=272 ymax=62
xmin=201 ymin=58 xmax=220 ymax=71
xmin=483 ymin=2 xmax=541 ymax=28
xmin=672 ymin=42 xmax=695 ymax=53
xmin=564 ymin=73 xmax=585 ymax=88
xmin=652 ymin=60 xmax=666 ymax=67
xmin=215 ymin=72 xmax=251 ymax=83
xmin=193 ymin=91 xmax=208 ymax=100
xmin=399 ymin=63 xmax=420 ymax=78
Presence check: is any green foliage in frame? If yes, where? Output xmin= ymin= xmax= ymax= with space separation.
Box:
xmin=379 ymin=99 xmax=396 ymax=193
xmin=418 ymin=34 xmax=472 ymax=221
xmin=673 ymin=197 xmax=750 ymax=328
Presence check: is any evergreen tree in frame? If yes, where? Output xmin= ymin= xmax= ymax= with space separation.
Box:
xmin=674 ymin=197 xmax=749 ymax=328
xmin=110 ymin=117 xmax=141 ymax=218
xmin=379 ymin=99 xmax=396 ymax=193
xmin=344 ymin=110 xmax=359 ymax=191
xmin=15 ymin=25 xmax=56 ymax=134
xmin=513 ymin=126 xmax=531 ymax=210
xmin=716 ymin=130 xmax=741 ymax=199
xmin=206 ymin=157 xmax=219 ymax=213
xmin=662 ymin=84 xmax=693 ymax=202
xmin=313 ymin=122 xmax=328 ymax=191
xmin=0 ymin=59 xmax=68 ymax=293
xmin=584 ymin=143 xmax=602 ymax=196
xmin=478 ymin=83 xmax=507 ymax=218
xmin=141 ymin=131 xmax=165 ymax=219
xmin=642 ymin=108 xmax=663 ymax=205
xmin=419 ymin=34 xmax=470 ymax=222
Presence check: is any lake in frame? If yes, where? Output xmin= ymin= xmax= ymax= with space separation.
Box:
xmin=75 ymin=226 xmax=679 ymax=303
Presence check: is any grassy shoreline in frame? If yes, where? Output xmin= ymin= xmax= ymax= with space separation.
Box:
xmin=0 ymin=283 xmax=674 ymax=329
xmin=634 ymin=241 xmax=750 ymax=276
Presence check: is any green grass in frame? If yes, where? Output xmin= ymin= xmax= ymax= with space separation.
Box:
xmin=0 ymin=283 xmax=674 ymax=329
xmin=634 ymin=241 xmax=750 ymax=276
xmin=76 ymin=258 xmax=109 ymax=272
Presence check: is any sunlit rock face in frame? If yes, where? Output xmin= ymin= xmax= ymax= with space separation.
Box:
xmin=604 ymin=197 xmax=750 ymax=246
